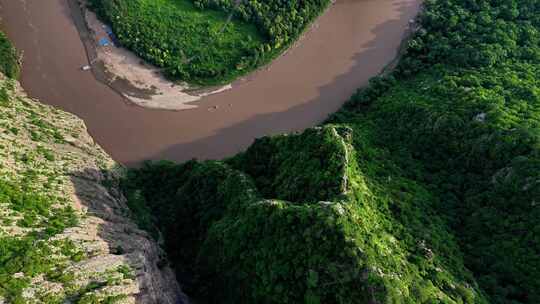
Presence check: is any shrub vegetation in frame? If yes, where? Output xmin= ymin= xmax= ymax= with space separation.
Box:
xmin=0 ymin=31 xmax=19 ymax=79
xmin=123 ymin=0 xmax=540 ymax=303
xmin=0 ymin=34 xmax=132 ymax=303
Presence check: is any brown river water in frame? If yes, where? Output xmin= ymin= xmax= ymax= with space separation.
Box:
xmin=0 ymin=0 xmax=420 ymax=166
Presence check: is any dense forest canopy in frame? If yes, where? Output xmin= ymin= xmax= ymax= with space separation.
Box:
xmin=333 ymin=0 xmax=540 ymax=302
xmin=123 ymin=0 xmax=540 ymax=303
xmin=88 ymin=0 xmax=330 ymax=84
xmin=124 ymin=128 xmax=488 ymax=304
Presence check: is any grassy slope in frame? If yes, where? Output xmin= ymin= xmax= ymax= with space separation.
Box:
xmin=0 ymin=37 xmax=79 ymax=303
xmin=0 ymin=34 xmax=144 ymax=304
xmin=123 ymin=0 xmax=540 ymax=303
xmin=88 ymin=0 xmax=329 ymax=85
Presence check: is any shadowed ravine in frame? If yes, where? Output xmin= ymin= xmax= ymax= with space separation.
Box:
xmin=0 ymin=0 xmax=420 ymax=166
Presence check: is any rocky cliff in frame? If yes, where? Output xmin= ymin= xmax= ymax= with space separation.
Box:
xmin=0 ymin=73 xmax=185 ymax=303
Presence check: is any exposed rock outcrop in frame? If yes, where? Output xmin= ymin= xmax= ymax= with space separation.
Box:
xmin=0 ymin=74 xmax=185 ymax=303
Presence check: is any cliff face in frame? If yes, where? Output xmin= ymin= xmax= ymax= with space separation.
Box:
xmin=0 ymin=73 xmax=184 ymax=303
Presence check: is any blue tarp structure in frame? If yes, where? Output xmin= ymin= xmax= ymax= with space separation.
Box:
xmin=109 ymin=33 xmax=120 ymax=46
xmin=100 ymin=25 xmax=119 ymax=46
xmin=99 ymin=37 xmax=111 ymax=47
xmin=104 ymin=25 xmax=113 ymax=35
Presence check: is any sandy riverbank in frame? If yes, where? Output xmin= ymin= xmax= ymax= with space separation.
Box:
xmin=79 ymin=2 xmax=233 ymax=110
xmin=74 ymin=0 xmax=338 ymax=111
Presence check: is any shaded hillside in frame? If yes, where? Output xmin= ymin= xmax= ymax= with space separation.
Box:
xmin=123 ymin=126 xmax=488 ymax=304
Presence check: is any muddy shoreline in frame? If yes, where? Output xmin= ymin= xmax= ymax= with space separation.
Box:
xmin=0 ymin=0 xmax=421 ymax=166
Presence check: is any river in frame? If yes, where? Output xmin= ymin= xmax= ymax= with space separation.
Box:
xmin=0 ymin=0 xmax=420 ymax=166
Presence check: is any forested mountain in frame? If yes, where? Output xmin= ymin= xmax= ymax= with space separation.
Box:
xmin=333 ymin=0 xmax=540 ymax=301
xmin=1 ymin=0 xmax=538 ymax=303
xmin=123 ymin=0 xmax=540 ymax=303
